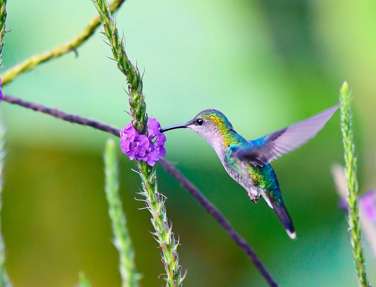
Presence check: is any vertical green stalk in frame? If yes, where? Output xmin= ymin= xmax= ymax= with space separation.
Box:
xmin=340 ymin=81 xmax=370 ymax=287
xmin=104 ymin=139 xmax=140 ymax=287
xmin=0 ymin=1 xmax=11 ymax=286
xmin=93 ymin=1 xmax=184 ymax=285
xmin=0 ymin=124 xmax=11 ymax=287
xmin=0 ymin=0 xmax=6 ymax=65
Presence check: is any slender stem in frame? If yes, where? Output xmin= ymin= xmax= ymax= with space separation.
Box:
xmin=0 ymin=1 xmax=11 ymax=286
xmin=104 ymin=139 xmax=140 ymax=287
xmin=2 ymin=95 xmax=119 ymax=135
xmin=1 ymin=93 xmax=278 ymax=286
xmin=0 ymin=0 xmax=126 ymax=86
xmin=93 ymin=0 xmax=145 ymax=132
xmin=339 ymin=82 xmax=369 ymax=287
xmin=331 ymin=165 xmax=376 ymax=257
xmin=92 ymin=0 xmax=184 ymax=285
xmin=0 ymin=0 xmax=6 ymax=65
xmin=0 ymin=123 xmax=11 ymax=287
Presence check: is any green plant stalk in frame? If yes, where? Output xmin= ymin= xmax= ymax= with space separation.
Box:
xmin=104 ymin=139 xmax=140 ymax=287
xmin=92 ymin=0 xmax=146 ymax=131
xmin=78 ymin=272 xmax=92 ymax=287
xmin=137 ymin=162 xmax=184 ymax=286
xmin=0 ymin=0 xmax=125 ymax=86
xmin=0 ymin=0 xmax=6 ymax=65
xmin=340 ymin=81 xmax=370 ymax=287
xmin=0 ymin=125 xmax=11 ymax=287
xmin=93 ymin=0 xmax=184 ymax=286
xmin=0 ymin=1 xmax=11 ymax=285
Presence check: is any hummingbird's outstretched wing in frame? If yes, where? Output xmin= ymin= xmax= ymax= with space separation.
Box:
xmin=234 ymin=105 xmax=338 ymax=167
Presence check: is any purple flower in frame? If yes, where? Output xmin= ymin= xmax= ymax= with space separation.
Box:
xmin=339 ymin=190 xmax=376 ymax=222
xmin=360 ymin=190 xmax=376 ymax=222
xmin=120 ymin=117 xmax=166 ymax=166
xmin=332 ymin=165 xmax=376 ymax=256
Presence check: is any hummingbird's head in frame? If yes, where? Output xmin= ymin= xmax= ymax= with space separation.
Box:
xmin=161 ymin=109 xmax=235 ymax=146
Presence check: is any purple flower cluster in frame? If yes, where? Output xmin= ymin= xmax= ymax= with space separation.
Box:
xmin=120 ymin=118 xmax=166 ymax=166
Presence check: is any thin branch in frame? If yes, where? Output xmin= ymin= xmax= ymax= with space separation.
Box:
xmin=0 ymin=0 xmax=126 ymax=86
xmin=1 ymin=93 xmax=278 ymax=286
xmin=2 ymin=95 xmax=119 ymax=136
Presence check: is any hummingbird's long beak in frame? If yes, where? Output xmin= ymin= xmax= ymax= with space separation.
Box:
xmin=160 ymin=123 xmax=188 ymax=133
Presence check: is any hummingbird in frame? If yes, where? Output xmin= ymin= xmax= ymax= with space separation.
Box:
xmin=161 ymin=105 xmax=338 ymax=239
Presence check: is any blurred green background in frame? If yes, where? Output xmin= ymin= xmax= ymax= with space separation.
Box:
xmin=2 ymin=0 xmax=376 ymax=286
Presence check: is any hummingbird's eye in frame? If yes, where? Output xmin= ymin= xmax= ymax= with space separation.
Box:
xmin=195 ymin=118 xmax=204 ymax=126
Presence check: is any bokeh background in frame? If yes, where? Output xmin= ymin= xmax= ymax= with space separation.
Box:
xmin=2 ymin=0 xmax=376 ymax=286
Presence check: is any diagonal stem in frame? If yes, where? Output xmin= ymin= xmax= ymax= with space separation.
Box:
xmin=1 ymin=93 xmax=278 ymax=287
xmin=0 ymin=0 xmax=126 ymax=86
xmin=2 ymin=95 xmax=119 ymax=136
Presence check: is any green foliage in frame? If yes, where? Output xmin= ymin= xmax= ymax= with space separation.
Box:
xmin=340 ymin=81 xmax=370 ymax=287
xmin=104 ymin=139 xmax=140 ymax=287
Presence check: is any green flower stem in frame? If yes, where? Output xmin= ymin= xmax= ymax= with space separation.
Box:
xmin=0 ymin=125 xmax=11 ymax=287
xmin=0 ymin=0 xmax=6 ymax=64
xmin=93 ymin=0 xmax=184 ymax=286
xmin=104 ymin=139 xmax=140 ymax=287
xmin=137 ymin=162 xmax=184 ymax=286
xmin=93 ymin=0 xmax=146 ymax=132
xmin=0 ymin=1 xmax=11 ymax=285
xmin=340 ymin=81 xmax=370 ymax=287
xmin=0 ymin=0 xmax=125 ymax=87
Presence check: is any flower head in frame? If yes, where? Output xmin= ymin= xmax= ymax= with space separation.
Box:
xmin=120 ymin=117 xmax=166 ymax=166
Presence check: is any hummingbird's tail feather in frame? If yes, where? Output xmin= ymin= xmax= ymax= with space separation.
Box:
xmin=272 ymin=200 xmax=296 ymax=239
xmin=262 ymin=190 xmax=296 ymax=239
